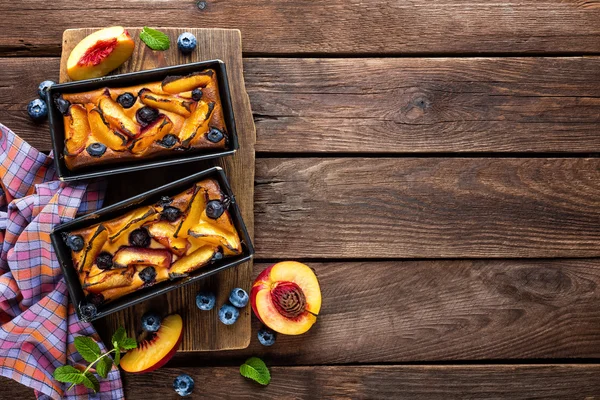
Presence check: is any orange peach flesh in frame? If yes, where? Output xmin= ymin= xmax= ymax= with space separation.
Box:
xmin=251 ymin=261 xmax=321 ymax=335
xmin=121 ymin=314 xmax=183 ymax=373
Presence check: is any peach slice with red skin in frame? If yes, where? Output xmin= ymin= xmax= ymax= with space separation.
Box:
xmin=130 ymin=115 xmax=173 ymax=154
xmin=113 ymin=247 xmax=172 ymax=269
xmin=251 ymin=261 xmax=322 ymax=335
xmin=67 ymin=26 xmax=135 ymax=81
xmin=121 ymin=314 xmax=183 ymax=373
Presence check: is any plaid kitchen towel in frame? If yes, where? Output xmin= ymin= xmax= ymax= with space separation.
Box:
xmin=0 ymin=124 xmax=124 ymax=399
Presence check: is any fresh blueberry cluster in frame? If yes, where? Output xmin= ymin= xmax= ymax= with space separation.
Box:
xmin=27 ymin=80 xmax=55 ymax=122
xmin=195 ymin=287 xmax=250 ymax=326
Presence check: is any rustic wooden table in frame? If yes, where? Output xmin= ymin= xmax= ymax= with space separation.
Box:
xmin=2 ymin=1 xmax=600 ymax=399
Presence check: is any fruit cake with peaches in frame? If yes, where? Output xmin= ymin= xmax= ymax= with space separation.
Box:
xmin=55 ymin=69 xmax=228 ymax=170
xmin=64 ymin=178 xmax=242 ymax=305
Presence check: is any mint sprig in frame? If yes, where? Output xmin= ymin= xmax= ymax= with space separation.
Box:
xmin=240 ymin=357 xmax=271 ymax=385
xmin=140 ymin=27 xmax=170 ymax=51
xmin=53 ymin=327 xmax=137 ymax=393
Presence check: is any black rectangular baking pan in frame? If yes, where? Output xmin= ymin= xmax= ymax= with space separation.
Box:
xmin=46 ymin=60 xmax=238 ymax=182
xmin=51 ymin=167 xmax=253 ymax=322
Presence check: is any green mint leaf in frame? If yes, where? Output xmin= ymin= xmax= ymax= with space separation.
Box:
xmin=140 ymin=27 xmax=170 ymax=51
xmin=120 ymin=337 xmax=138 ymax=351
xmin=111 ymin=326 xmax=126 ymax=348
xmin=114 ymin=349 xmax=121 ymax=367
xmin=96 ymin=356 xmax=113 ymax=379
xmin=53 ymin=365 xmax=85 ymax=385
xmin=240 ymin=357 xmax=270 ymax=385
xmin=74 ymin=336 xmax=101 ymax=363
xmin=82 ymin=372 xmax=100 ymax=393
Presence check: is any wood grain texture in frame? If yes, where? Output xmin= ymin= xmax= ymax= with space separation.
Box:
xmin=3 ymin=57 xmax=600 ymax=154
xmin=4 ymin=364 xmax=600 ymax=400
xmin=254 ymin=158 xmax=600 ymax=259
xmin=59 ymin=28 xmax=256 ymax=351
xmin=163 ymin=260 xmax=600 ymax=365
xmin=247 ymin=57 xmax=600 ymax=153
xmin=2 ymin=1 xmax=600 ymax=56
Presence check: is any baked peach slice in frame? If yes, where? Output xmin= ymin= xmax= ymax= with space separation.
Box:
xmin=138 ymin=89 xmax=193 ymax=117
xmin=64 ymin=104 xmax=90 ymax=156
xmin=188 ymin=223 xmax=241 ymax=255
xmin=178 ymin=101 xmax=214 ymax=146
xmin=87 ymin=106 xmax=128 ymax=151
xmin=67 ymin=26 xmax=134 ymax=81
xmin=113 ymin=247 xmax=172 ymax=269
xmin=98 ymin=95 xmax=140 ymax=138
xmin=104 ymin=206 xmax=157 ymax=243
xmin=161 ymin=71 xmax=213 ymax=94
xmin=75 ymin=226 xmax=108 ymax=273
xmin=146 ymin=221 xmax=190 ymax=257
xmin=130 ymin=115 xmax=173 ymax=154
xmin=168 ymin=245 xmax=217 ymax=278
xmin=173 ymin=186 xmax=206 ymax=239
xmin=251 ymin=261 xmax=322 ymax=335
xmin=121 ymin=314 xmax=183 ymax=373
xmin=84 ymin=267 xmax=134 ymax=294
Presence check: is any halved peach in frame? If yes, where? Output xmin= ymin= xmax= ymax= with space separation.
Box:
xmin=161 ymin=71 xmax=213 ymax=94
xmin=130 ymin=115 xmax=173 ymax=154
xmin=168 ymin=245 xmax=216 ymax=278
xmin=104 ymin=207 xmax=157 ymax=242
xmin=98 ymin=95 xmax=140 ymax=138
xmin=113 ymin=247 xmax=172 ymax=269
xmin=138 ymin=89 xmax=193 ymax=117
xmin=67 ymin=26 xmax=135 ymax=81
xmin=121 ymin=314 xmax=183 ymax=373
xmin=84 ymin=267 xmax=134 ymax=294
xmin=178 ymin=101 xmax=214 ymax=146
xmin=64 ymin=104 xmax=90 ymax=156
xmin=146 ymin=221 xmax=190 ymax=257
xmin=87 ymin=106 xmax=128 ymax=151
xmin=251 ymin=262 xmax=322 ymax=335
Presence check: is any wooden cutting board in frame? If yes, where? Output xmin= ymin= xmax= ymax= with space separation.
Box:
xmin=59 ymin=28 xmax=255 ymax=351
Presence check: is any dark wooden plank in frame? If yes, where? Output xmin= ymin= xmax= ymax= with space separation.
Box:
xmin=58 ymin=28 xmax=256 ymax=351
xmin=247 ymin=57 xmax=600 ymax=153
xmin=2 ymin=1 xmax=600 ymax=56
xmin=254 ymin=158 xmax=600 ymax=259
xmin=4 ymin=365 xmax=600 ymax=400
xmin=164 ymin=260 xmax=600 ymax=365
xmin=3 ymin=57 xmax=600 ymax=154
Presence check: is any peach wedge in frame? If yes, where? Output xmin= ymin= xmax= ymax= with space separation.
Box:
xmin=251 ymin=261 xmax=322 ymax=335
xmin=121 ymin=314 xmax=183 ymax=373
xmin=67 ymin=26 xmax=134 ymax=81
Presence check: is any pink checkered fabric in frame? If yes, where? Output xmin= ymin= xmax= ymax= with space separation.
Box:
xmin=0 ymin=124 xmax=124 ymax=399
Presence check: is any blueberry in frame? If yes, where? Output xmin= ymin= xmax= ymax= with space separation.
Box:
xmin=205 ymin=200 xmax=225 ymax=220
xmin=116 ymin=92 xmax=136 ymax=108
xmin=195 ymin=291 xmax=216 ymax=311
xmin=141 ymin=311 xmax=161 ymax=332
xmin=229 ymin=288 xmax=249 ymax=308
xmin=159 ymin=134 xmax=178 ymax=148
xmin=161 ymin=206 xmax=182 ymax=222
xmin=191 ymin=88 xmax=203 ymax=101
xmin=53 ymin=95 xmax=71 ymax=116
xmin=27 ymin=99 xmax=48 ymax=122
xmin=136 ymin=106 xmax=159 ymax=125
xmin=177 ymin=32 xmax=197 ymax=54
xmin=86 ymin=143 xmax=106 ymax=157
xmin=257 ymin=327 xmax=277 ymax=346
xmin=66 ymin=234 xmax=85 ymax=252
xmin=129 ymin=228 xmax=151 ymax=247
xmin=85 ymin=293 xmax=105 ymax=307
xmin=38 ymin=80 xmax=55 ymax=98
xmin=206 ymin=128 xmax=224 ymax=143
xmin=79 ymin=303 xmax=97 ymax=321
xmin=218 ymin=304 xmax=239 ymax=325
xmin=95 ymin=252 xmax=113 ymax=270
xmin=139 ymin=266 xmax=157 ymax=284
xmin=173 ymin=374 xmax=194 ymax=397
xmin=212 ymin=249 xmax=224 ymax=262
